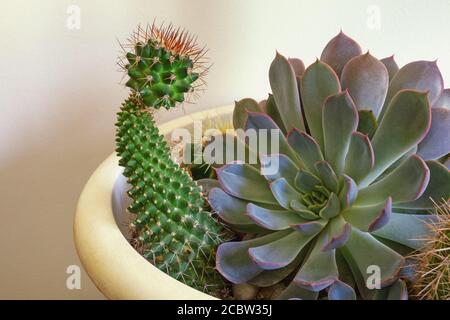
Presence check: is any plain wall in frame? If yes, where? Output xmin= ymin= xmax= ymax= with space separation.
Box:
xmin=0 ymin=0 xmax=449 ymax=299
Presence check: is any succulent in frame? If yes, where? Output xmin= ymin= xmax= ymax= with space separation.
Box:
xmin=115 ymin=24 xmax=224 ymax=293
xmin=411 ymin=200 xmax=450 ymax=300
xmin=209 ymin=32 xmax=450 ymax=300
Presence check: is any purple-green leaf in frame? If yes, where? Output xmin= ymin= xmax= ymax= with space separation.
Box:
xmin=233 ymin=98 xmax=262 ymax=130
xmin=343 ymin=197 xmax=392 ymax=232
xmin=245 ymin=112 xmax=301 ymax=166
xmin=249 ymin=230 xmax=315 ymax=270
xmin=340 ymin=228 xmax=404 ymax=288
xmin=216 ymin=163 xmax=277 ymax=204
xmin=300 ymin=60 xmax=341 ymax=150
xmin=260 ymin=154 xmax=299 ymax=186
xmin=322 ymin=216 xmax=351 ymax=251
xmin=433 ymin=88 xmax=450 ymax=108
xmin=295 ymin=170 xmax=322 ymax=192
xmin=381 ymin=60 xmax=443 ymax=119
xmin=294 ymin=232 xmax=338 ymax=292
xmin=315 ymin=160 xmax=339 ymax=193
xmin=246 ymin=203 xmax=305 ymax=231
xmin=269 ymin=178 xmax=303 ymax=209
xmin=341 ymin=52 xmax=389 ymax=117
xmin=339 ymin=174 xmax=358 ymax=208
xmin=208 ymin=187 xmax=263 ymax=233
xmin=323 ymin=91 xmax=359 ymax=175
xmin=361 ymin=90 xmax=431 ymax=187
xmin=344 ymin=132 xmax=374 ymax=184
xmin=395 ymin=160 xmax=450 ymax=210
xmin=269 ymin=52 xmax=305 ymax=132
xmin=417 ymin=107 xmax=450 ymax=160
xmin=357 ymin=155 xmax=430 ymax=205
xmin=290 ymin=219 xmax=327 ymax=236
xmin=320 ymin=31 xmax=362 ymax=77
xmin=373 ymin=213 xmax=437 ymax=250
xmin=288 ymin=58 xmax=305 ymax=77
xmin=328 ymin=280 xmax=356 ymax=300
xmin=287 ymin=129 xmax=324 ymax=173
xmin=380 ymin=55 xmax=399 ymax=82
xmin=216 ymin=230 xmax=290 ymax=283
xmin=319 ymin=193 xmax=341 ymax=219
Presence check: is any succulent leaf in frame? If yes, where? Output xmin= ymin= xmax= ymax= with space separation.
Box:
xmin=341 ymin=52 xmax=389 ymax=117
xmin=290 ymin=219 xmax=327 ymax=235
xmin=433 ymin=88 xmax=450 ymax=108
xmin=287 ymin=129 xmax=324 ymax=173
xmin=249 ymin=231 xmax=316 ymax=270
xmin=233 ymin=98 xmax=262 ymax=130
xmin=322 ymin=216 xmax=351 ymax=251
xmin=319 ymin=193 xmax=341 ymax=219
xmin=357 ymin=155 xmax=430 ymax=205
xmin=361 ymin=90 xmax=431 ymax=187
xmin=323 ymin=91 xmax=359 ymax=175
xmin=288 ymin=58 xmax=305 ymax=77
xmin=269 ymin=52 xmax=305 ymax=132
xmin=417 ymin=107 xmax=450 ymax=160
xmin=338 ymin=174 xmax=358 ymax=208
xmin=245 ymin=112 xmax=301 ymax=165
xmin=356 ymin=109 xmax=378 ymax=138
xmin=208 ymin=187 xmax=263 ymax=233
xmin=264 ymin=94 xmax=287 ymax=133
xmin=277 ymin=283 xmax=319 ymax=300
xmin=328 ymin=280 xmax=357 ymax=300
xmin=372 ymin=213 xmax=437 ymax=250
xmin=315 ymin=160 xmax=339 ymax=193
xmin=216 ymin=231 xmax=290 ymax=283
xmin=344 ymin=132 xmax=375 ymax=183
xmin=246 ymin=203 xmax=305 ymax=231
xmin=300 ymin=60 xmax=341 ymax=149
xmin=380 ymin=55 xmax=400 ymax=82
xmin=341 ymin=228 xmax=404 ymax=288
xmin=294 ymin=232 xmax=339 ymax=292
xmin=261 ymin=154 xmax=299 ymax=186
xmin=343 ymin=197 xmax=392 ymax=232
xmin=216 ymin=163 xmax=277 ymax=204
xmin=270 ymin=178 xmax=303 ymax=210
xmin=395 ymin=160 xmax=450 ymax=210
xmin=381 ymin=61 xmax=443 ymax=119
xmin=320 ymin=31 xmax=362 ymax=77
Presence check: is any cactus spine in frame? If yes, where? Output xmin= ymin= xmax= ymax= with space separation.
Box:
xmin=115 ymin=24 xmax=224 ymax=293
xmin=412 ymin=201 xmax=450 ymax=300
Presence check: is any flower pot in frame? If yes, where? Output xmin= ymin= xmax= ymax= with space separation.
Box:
xmin=74 ymin=105 xmax=234 ymax=300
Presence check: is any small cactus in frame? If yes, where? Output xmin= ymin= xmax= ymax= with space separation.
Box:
xmin=411 ymin=200 xmax=450 ymax=300
xmin=119 ymin=23 xmax=208 ymax=109
xmin=115 ymin=23 xmax=224 ymax=293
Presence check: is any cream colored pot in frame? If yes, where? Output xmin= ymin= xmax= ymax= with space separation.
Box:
xmin=74 ymin=105 xmax=233 ymax=299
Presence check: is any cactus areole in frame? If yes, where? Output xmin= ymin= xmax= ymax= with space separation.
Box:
xmin=209 ymin=32 xmax=450 ymax=300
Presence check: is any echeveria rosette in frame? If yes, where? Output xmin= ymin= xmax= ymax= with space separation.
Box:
xmin=209 ymin=32 xmax=450 ymax=300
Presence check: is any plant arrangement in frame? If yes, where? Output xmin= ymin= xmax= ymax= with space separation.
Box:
xmin=115 ymin=23 xmax=450 ymax=300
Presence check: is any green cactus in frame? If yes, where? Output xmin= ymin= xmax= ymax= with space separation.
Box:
xmin=115 ymin=24 xmax=224 ymax=293
xmin=411 ymin=200 xmax=450 ymax=300
xmin=121 ymin=24 xmax=206 ymax=109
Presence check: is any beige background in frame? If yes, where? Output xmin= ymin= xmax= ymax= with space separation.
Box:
xmin=1 ymin=0 xmax=449 ymax=299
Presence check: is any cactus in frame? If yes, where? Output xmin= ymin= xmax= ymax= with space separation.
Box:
xmin=115 ymin=23 xmax=224 ymax=293
xmin=411 ymin=200 xmax=450 ymax=300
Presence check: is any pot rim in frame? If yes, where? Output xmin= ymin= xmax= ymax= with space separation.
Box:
xmin=74 ymin=105 xmax=234 ymax=300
